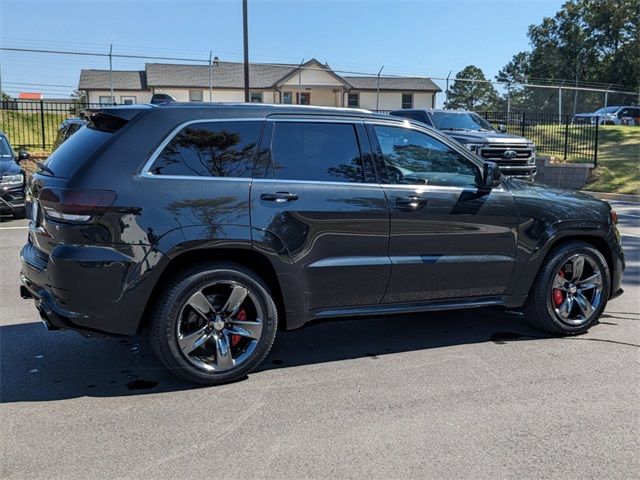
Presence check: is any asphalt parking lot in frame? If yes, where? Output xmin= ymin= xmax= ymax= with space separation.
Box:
xmin=1 ymin=199 xmax=638 ymax=479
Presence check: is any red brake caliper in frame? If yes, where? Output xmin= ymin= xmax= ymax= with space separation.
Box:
xmin=230 ymin=308 xmax=247 ymax=347
xmin=553 ymin=270 xmax=565 ymax=306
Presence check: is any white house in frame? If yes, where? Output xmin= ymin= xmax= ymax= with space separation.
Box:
xmin=78 ymin=59 xmax=440 ymax=111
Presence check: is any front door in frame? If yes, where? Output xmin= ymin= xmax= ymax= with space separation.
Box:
xmin=368 ymin=122 xmax=519 ymax=304
xmin=251 ymin=118 xmax=391 ymax=311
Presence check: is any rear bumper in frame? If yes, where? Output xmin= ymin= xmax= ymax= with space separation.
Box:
xmin=20 ymin=240 xmax=166 ymax=336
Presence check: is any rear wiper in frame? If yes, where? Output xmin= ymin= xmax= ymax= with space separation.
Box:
xmin=35 ymin=162 xmax=55 ymax=176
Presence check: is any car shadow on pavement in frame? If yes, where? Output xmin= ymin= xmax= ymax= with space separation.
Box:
xmin=1 ymin=308 xmax=549 ymax=403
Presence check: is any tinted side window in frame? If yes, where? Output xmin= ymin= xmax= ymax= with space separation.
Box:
xmin=270 ymin=122 xmax=364 ymax=183
xmin=374 ymin=125 xmax=479 ymax=188
xmin=150 ymin=121 xmax=262 ymax=177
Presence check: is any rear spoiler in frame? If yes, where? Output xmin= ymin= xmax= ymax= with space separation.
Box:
xmin=80 ymin=105 xmax=153 ymax=132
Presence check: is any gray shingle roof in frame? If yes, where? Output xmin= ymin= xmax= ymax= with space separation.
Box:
xmin=343 ymin=76 xmax=441 ymax=92
xmin=79 ymin=70 xmax=147 ymax=90
xmin=78 ymin=62 xmax=440 ymax=92
xmin=145 ymin=62 xmax=297 ymax=89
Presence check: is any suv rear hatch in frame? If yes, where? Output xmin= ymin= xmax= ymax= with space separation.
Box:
xmin=26 ymin=106 xmax=149 ymax=258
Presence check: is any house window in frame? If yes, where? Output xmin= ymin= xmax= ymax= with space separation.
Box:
xmin=120 ymin=96 xmax=136 ymax=105
xmin=347 ymin=93 xmax=359 ymax=108
xmin=296 ymin=92 xmax=311 ymax=105
xmin=250 ymin=92 xmax=263 ymax=103
xmin=99 ymin=95 xmax=114 ymax=105
xmin=189 ymin=90 xmax=203 ymax=102
xmin=282 ymin=92 xmax=292 ymax=104
xmin=401 ymin=93 xmax=413 ymax=109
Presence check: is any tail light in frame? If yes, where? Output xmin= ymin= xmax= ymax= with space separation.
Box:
xmin=611 ymin=210 xmax=618 ymax=225
xmin=38 ymin=187 xmax=117 ymax=224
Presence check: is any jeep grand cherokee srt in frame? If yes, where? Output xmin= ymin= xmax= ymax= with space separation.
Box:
xmin=20 ymin=103 xmax=624 ymax=385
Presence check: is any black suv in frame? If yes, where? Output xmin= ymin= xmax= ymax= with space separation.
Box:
xmin=390 ymin=109 xmax=537 ymax=178
xmin=0 ymin=131 xmax=28 ymax=218
xmin=20 ymin=104 xmax=624 ymax=385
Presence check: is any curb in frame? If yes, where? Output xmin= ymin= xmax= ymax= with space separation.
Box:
xmin=582 ymin=191 xmax=640 ymax=203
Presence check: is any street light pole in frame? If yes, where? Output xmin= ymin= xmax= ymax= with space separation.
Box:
xmin=243 ymin=0 xmax=250 ymax=102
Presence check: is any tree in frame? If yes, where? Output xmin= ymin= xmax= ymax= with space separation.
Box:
xmin=444 ymin=66 xmax=500 ymax=111
xmin=498 ymin=0 xmax=640 ymax=114
xmin=496 ymin=52 xmax=533 ymax=111
xmin=70 ymin=90 xmax=88 ymax=115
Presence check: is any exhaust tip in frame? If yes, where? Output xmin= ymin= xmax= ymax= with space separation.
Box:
xmin=19 ymin=285 xmax=33 ymax=299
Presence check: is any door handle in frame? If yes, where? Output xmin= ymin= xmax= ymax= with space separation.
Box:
xmin=260 ymin=192 xmax=299 ymax=203
xmin=395 ymin=196 xmax=427 ymax=210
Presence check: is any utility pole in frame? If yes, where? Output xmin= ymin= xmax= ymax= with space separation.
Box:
xmin=376 ymin=65 xmax=384 ymax=111
xmin=209 ymin=50 xmax=213 ymax=102
xmin=445 ymin=70 xmax=452 ymax=107
xmin=242 ymin=0 xmax=249 ymax=102
xmin=109 ymin=44 xmax=114 ymax=104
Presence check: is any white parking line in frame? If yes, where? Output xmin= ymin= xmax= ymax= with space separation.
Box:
xmin=621 ymin=233 xmax=640 ymax=239
xmin=0 ymin=226 xmax=28 ymax=230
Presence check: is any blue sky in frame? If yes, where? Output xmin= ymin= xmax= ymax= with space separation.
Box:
xmin=0 ymin=0 xmax=565 ymax=99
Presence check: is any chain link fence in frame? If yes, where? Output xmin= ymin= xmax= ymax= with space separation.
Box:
xmin=0 ymin=42 xmax=636 ymax=159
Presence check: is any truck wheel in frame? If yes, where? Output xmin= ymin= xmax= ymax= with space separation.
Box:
xmin=524 ymin=241 xmax=610 ymax=335
xmin=150 ymin=262 xmax=278 ymax=385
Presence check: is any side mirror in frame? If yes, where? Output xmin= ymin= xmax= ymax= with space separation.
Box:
xmin=17 ymin=150 xmax=30 ymax=162
xmin=482 ymin=161 xmax=502 ymax=190
xmin=497 ymin=124 xmax=507 ymax=133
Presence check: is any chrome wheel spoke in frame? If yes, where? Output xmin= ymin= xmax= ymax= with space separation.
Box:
xmin=178 ymin=325 xmax=211 ymax=355
xmin=214 ymin=333 xmax=234 ymax=370
xmin=574 ymin=293 xmax=595 ymax=317
xmin=228 ymin=319 xmax=263 ymax=339
xmin=557 ymin=296 xmax=574 ymax=320
xmin=552 ymin=274 xmax=567 ymax=290
xmin=186 ymin=290 xmax=216 ymax=319
xmin=222 ymin=285 xmax=249 ymax=317
xmin=570 ymin=255 xmax=585 ymax=282
xmin=578 ymin=272 xmax=602 ymax=291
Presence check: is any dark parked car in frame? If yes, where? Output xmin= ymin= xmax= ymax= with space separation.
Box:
xmin=20 ymin=104 xmax=624 ymax=385
xmin=52 ymin=117 xmax=86 ymax=151
xmin=390 ymin=109 xmax=537 ymax=178
xmin=0 ymin=131 xmax=28 ymax=218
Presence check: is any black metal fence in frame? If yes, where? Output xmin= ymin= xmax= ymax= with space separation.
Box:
xmin=0 ymin=100 xmax=103 ymax=152
xmin=1 ymin=101 xmax=600 ymax=164
xmin=481 ymin=112 xmax=599 ymax=165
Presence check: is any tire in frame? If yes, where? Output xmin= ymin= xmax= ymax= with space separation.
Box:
xmin=149 ymin=261 xmax=278 ymax=385
xmin=523 ymin=241 xmax=610 ymax=335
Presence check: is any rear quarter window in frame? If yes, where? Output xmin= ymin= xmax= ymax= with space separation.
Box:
xmin=43 ymin=126 xmax=111 ymax=178
xmin=148 ymin=120 xmax=262 ymax=178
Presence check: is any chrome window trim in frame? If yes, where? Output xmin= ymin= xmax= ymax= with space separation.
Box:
xmin=139 ymin=118 xmax=264 ymax=180
xmin=252 ymin=178 xmax=379 ymax=188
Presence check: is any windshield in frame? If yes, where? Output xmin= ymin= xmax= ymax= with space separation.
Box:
xmin=594 ymin=106 xmax=619 ymax=114
xmin=0 ymin=136 xmax=13 ymax=158
xmin=430 ymin=112 xmax=494 ymax=131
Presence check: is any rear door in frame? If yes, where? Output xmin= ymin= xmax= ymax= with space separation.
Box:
xmin=250 ymin=117 xmax=391 ymax=310
xmin=368 ymin=120 xmax=519 ymax=304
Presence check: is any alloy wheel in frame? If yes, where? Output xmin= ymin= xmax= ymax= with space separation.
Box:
xmin=550 ymin=254 xmax=604 ymax=326
xmin=176 ymin=281 xmax=264 ymax=372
